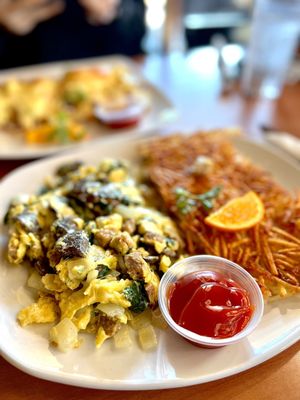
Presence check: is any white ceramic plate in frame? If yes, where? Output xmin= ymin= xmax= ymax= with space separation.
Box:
xmin=0 ymin=136 xmax=299 ymax=390
xmin=0 ymin=56 xmax=177 ymax=160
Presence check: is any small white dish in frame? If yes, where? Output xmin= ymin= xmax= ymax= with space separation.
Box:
xmin=94 ymin=96 xmax=148 ymax=128
xmin=158 ymin=255 xmax=264 ymax=348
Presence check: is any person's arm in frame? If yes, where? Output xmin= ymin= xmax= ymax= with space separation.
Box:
xmin=0 ymin=0 xmax=65 ymax=35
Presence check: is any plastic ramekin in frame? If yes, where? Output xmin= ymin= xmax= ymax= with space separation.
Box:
xmin=158 ymin=255 xmax=264 ymax=348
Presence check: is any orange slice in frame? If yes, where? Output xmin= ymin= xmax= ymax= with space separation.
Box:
xmin=204 ymin=191 xmax=264 ymax=231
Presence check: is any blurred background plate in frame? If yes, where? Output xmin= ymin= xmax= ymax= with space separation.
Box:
xmin=0 ymin=56 xmax=177 ymax=160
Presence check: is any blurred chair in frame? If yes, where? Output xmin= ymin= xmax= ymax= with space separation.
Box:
xmin=160 ymin=0 xmax=251 ymax=53
xmin=184 ymin=0 xmax=250 ymax=48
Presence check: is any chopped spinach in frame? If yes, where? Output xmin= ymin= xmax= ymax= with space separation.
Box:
xmin=123 ymin=281 xmax=148 ymax=313
xmin=97 ymin=265 xmax=111 ymax=279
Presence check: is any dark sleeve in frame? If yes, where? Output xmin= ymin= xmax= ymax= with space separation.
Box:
xmin=0 ymin=28 xmax=40 ymax=69
xmin=115 ymin=0 xmax=146 ymax=55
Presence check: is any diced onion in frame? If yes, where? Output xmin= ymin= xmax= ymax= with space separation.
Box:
xmin=27 ymin=270 xmax=44 ymax=291
xmin=129 ymin=309 xmax=152 ymax=330
xmin=49 ymin=318 xmax=79 ymax=352
xmin=138 ymin=325 xmax=157 ymax=350
xmin=151 ymin=308 xmax=168 ymax=330
xmin=113 ymin=325 xmax=132 ymax=349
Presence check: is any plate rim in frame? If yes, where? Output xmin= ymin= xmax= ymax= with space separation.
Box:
xmin=0 ymin=134 xmax=299 ymax=390
xmin=0 ymin=326 xmax=299 ymax=391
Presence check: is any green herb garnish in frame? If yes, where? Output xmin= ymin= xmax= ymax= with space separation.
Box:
xmin=123 ymin=281 xmax=148 ymax=313
xmin=174 ymin=186 xmax=221 ymax=214
xmin=64 ymin=90 xmax=86 ymax=105
xmin=50 ymin=112 xmax=70 ymax=144
xmin=97 ymin=265 xmax=111 ymax=279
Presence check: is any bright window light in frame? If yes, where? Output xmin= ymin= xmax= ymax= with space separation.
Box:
xmin=222 ymin=44 xmax=244 ymax=66
xmin=144 ymin=0 xmax=167 ymax=7
xmin=145 ymin=7 xmax=166 ymax=30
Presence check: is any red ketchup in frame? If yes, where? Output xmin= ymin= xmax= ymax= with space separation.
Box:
xmin=168 ymin=271 xmax=253 ymax=339
xmin=104 ymin=117 xmax=140 ymax=129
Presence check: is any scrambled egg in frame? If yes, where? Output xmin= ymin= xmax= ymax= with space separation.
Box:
xmin=0 ymin=66 xmax=147 ymax=144
xmin=18 ymin=295 xmax=59 ymax=327
xmin=5 ymin=159 xmax=183 ymax=351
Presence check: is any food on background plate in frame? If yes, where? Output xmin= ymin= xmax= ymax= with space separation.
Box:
xmin=141 ymin=131 xmax=300 ymax=299
xmin=0 ymin=66 xmax=149 ymax=145
xmin=4 ymin=159 xmax=183 ymax=351
xmin=25 ymin=113 xmax=87 ymax=144
xmin=61 ymin=67 xmax=148 ymax=126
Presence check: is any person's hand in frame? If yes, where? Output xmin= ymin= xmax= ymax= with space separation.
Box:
xmin=0 ymin=0 xmax=65 ymax=35
xmin=78 ymin=0 xmax=120 ymax=25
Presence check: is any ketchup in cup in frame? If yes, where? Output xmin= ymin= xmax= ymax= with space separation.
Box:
xmin=168 ymin=271 xmax=254 ymax=339
xmin=159 ymin=256 xmax=264 ymax=348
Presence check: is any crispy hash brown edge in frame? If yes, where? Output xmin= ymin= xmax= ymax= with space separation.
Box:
xmin=141 ymin=131 xmax=300 ymax=300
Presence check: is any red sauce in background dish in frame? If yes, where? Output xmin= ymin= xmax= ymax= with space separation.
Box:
xmin=168 ymin=271 xmax=253 ymax=339
xmin=104 ymin=117 xmax=140 ymax=129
